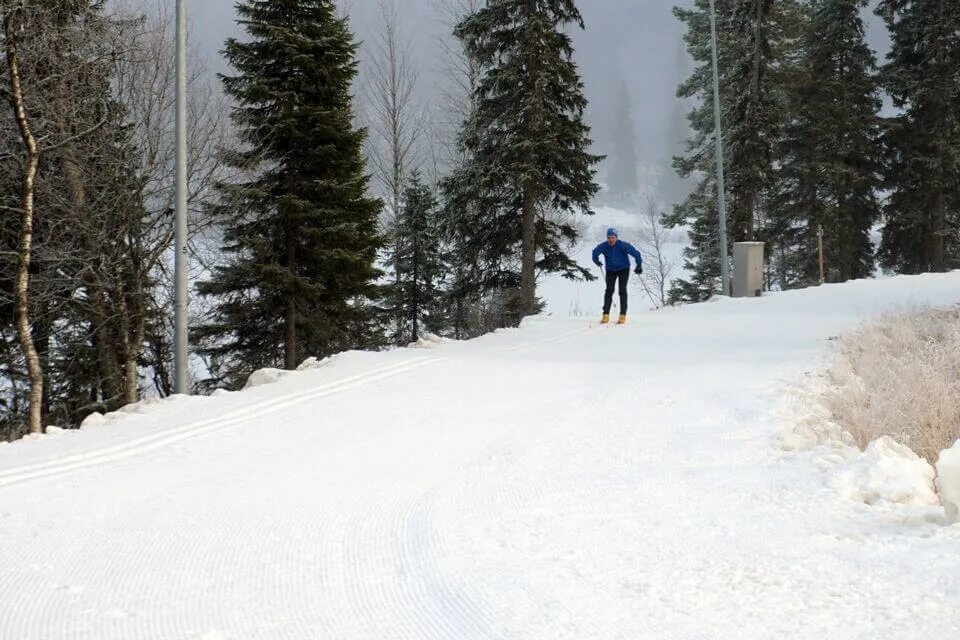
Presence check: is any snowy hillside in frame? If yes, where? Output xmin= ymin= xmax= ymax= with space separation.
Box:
xmin=2 ymin=274 xmax=960 ymax=639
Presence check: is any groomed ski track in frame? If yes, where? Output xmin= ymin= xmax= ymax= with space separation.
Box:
xmin=2 ymin=274 xmax=960 ymax=639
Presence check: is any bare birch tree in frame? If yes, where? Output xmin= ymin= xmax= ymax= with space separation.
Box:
xmin=366 ymin=0 xmax=423 ymax=343
xmin=4 ymin=5 xmax=42 ymax=434
xmin=367 ymin=0 xmax=422 ymax=220
xmin=635 ymin=195 xmax=679 ymax=309
xmin=434 ymin=0 xmax=482 ymax=158
xmin=0 ymin=1 xmax=228 ymax=438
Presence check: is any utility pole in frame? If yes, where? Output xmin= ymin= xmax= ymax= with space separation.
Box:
xmin=174 ymin=0 xmax=190 ymax=394
xmin=708 ymin=0 xmax=731 ymax=296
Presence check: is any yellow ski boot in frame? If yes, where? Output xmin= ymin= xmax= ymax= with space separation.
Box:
xmin=617 ymin=314 xmax=627 ymax=325
xmin=600 ymin=314 xmax=610 ymax=324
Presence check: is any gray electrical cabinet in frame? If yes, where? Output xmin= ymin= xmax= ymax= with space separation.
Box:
xmin=733 ymin=242 xmax=765 ymax=298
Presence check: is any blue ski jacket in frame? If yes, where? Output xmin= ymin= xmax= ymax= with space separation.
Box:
xmin=592 ymin=240 xmax=643 ymax=272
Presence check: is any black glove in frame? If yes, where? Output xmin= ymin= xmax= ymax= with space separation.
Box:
xmin=634 ymin=264 xmax=643 ymax=275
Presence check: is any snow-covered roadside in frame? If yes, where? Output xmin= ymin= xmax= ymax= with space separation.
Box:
xmin=2 ymin=273 xmax=960 ymax=639
xmin=781 ymin=306 xmax=960 ymax=525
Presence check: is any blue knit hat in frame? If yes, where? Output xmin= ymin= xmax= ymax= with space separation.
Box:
xmin=606 ymin=227 xmax=619 ymax=238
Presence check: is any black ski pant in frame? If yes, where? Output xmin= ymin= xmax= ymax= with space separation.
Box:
xmin=603 ymin=268 xmax=630 ymax=315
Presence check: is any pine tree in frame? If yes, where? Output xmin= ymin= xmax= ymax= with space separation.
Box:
xmin=448 ymin=0 xmax=601 ymax=319
xmin=668 ymin=0 xmax=802 ymax=302
xmin=196 ymin=0 xmax=382 ymax=389
xmin=876 ymin=0 xmax=960 ymax=274
xmin=607 ymin=81 xmax=639 ymax=199
xmin=389 ymin=173 xmax=449 ymax=343
xmin=769 ymin=0 xmax=881 ymax=287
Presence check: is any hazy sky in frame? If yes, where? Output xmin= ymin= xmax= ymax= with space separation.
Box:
xmin=182 ymin=0 xmax=891 ymax=187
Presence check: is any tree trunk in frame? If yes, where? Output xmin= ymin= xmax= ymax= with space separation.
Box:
xmin=931 ymin=0 xmax=948 ymax=273
xmin=127 ymin=266 xmax=148 ymax=406
xmin=89 ymin=276 xmax=124 ymax=405
xmin=520 ymin=187 xmax=537 ymax=317
xmin=149 ymin=304 xmax=174 ymax=397
xmin=6 ymin=11 xmax=44 ymax=434
xmin=285 ymin=233 xmax=298 ymax=370
xmin=114 ymin=261 xmax=145 ymax=407
xmin=36 ymin=302 xmax=51 ymax=424
xmin=53 ymin=87 xmax=124 ymax=404
xmin=743 ymin=0 xmax=766 ymax=242
xmin=931 ymin=189 xmax=946 ymax=272
xmin=411 ymin=236 xmax=419 ymax=342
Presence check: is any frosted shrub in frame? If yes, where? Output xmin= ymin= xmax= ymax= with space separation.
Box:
xmin=826 ymin=307 xmax=960 ymax=462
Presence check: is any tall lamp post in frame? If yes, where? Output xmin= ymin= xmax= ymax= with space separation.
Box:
xmin=174 ymin=0 xmax=190 ymax=394
xmin=708 ymin=0 xmax=731 ymax=296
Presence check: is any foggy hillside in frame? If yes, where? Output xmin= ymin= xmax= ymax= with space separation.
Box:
xmin=187 ymin=0 xmax=890 ymax=206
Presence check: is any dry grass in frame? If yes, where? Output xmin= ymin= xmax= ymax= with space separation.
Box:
xmin=826 ymin=306 xmax=960 ymax=461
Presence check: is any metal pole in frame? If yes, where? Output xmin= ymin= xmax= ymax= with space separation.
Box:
xmin=708 ymin=0 xmax=731 ymax=297
xmin=174 ymin=0 xmax=190 ymax=394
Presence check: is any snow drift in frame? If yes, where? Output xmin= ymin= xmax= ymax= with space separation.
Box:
xmin=936 ymin=440 xmax=960 ymax=523
xmin=829 ymin=436 xmax=940 ymax=507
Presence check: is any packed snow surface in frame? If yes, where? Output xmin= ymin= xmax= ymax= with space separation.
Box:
xmin=2 ymin=273 xmax=960 ymax=639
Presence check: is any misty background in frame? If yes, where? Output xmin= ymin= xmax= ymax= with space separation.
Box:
xmin=185 ymin=0 xmax=890 ymax=206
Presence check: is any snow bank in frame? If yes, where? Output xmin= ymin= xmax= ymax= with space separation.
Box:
xmin=80 ymin=412 xmax=106 ymax=429
xmin=297 ymin=355 xmax=334 ymax=371
xmin=246 ymin=355 xmax=335 ymax=387
xmin=780 ymin=397 xmax=851 ymax=451
xmin=935 ymin=440 xmax=960 ymax=522
xmin=409 ymin=333 xmax=452 ymax=349
xmin=778 ymin=382 xmax=855 ymax=452
xmin=831 ymin=437 xmax=939 ymax=507
xmin=118 ymin=396 xmax=163 ymax=415
xmin=781 ymin=420 xmax=851 ymax=452
xmin=243 ymin=368 xmax=291 ymax=389
xmin=78 ymin=396 xmax=170 ymax=430
xmin=518 ymin=313 xmax=552 ymax=328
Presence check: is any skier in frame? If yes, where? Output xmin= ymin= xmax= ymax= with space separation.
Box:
xmin=591 ymin=227 xmax=643 ymax=324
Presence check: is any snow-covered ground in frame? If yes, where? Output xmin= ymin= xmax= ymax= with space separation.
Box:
xmin=2 ymin=273 xmax=960 ymax=639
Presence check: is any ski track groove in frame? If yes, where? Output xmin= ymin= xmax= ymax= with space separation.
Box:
xmin=3 ymin=564 xmax=47 ymax=640
xmin=392 ymin=493 xmax=460 ymax=640
xmin=0 ymin=322 xmax=597 ymax=639
xmin=343 ymin=493 xmax=431 ymax=640
xmin=395 ymin=420 xmax=618 ymax=639
xmin=399 ymin=488 xmax=502 ymax=640
xmin=0 ymin=323 xmax=588 ymax=492
xmin=0 ymin=357 xmax=448 ymax=490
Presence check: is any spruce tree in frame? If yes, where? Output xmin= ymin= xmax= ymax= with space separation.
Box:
xmin=196 ymin=0 xmax=382 ymax=389
xmin=668 ymin=0 xmax=802 ymax=301
xmin=389 ymin=173 xmax=449 ymax=343
xmin=876 ymin=0 xmax=960 ymax=274
xmin=448 ymin=0 xmax=601 ymax=319
xmin=770 ymin=0 xmax=881 ymax=287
